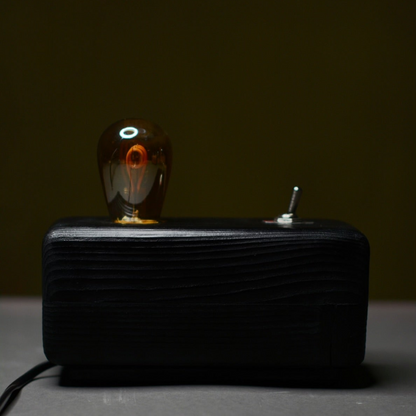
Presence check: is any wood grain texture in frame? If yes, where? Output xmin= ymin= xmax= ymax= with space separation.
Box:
xmin=42 ymin=217 xmax=369 ymax=369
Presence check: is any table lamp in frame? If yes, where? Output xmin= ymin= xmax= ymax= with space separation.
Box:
xmin=42 ymin=119 xmax=369 ymax=376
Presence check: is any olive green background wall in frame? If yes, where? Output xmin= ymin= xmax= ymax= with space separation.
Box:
xmin=0 ymin=1 xmax=414 ymax=299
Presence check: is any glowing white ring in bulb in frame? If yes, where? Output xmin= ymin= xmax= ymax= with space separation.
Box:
xmin=120 ymin=127 xmax=139 ymax=139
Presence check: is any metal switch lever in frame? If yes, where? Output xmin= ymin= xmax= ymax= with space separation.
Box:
xmin=276 ymin=186 xmax=302 ymax=224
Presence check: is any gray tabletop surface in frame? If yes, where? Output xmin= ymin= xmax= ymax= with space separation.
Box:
xmin=1 ymin=298 xmax=415 ymax=415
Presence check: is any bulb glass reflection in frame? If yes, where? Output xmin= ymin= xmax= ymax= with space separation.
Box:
xmin=119 ymin=127 xmax=139 ymax=139
xmin=98 ymin=119 xmax=172 ymax=224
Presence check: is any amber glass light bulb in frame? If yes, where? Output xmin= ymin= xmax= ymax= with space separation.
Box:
xmin=98 ymin=118 xmax=172 ymax=224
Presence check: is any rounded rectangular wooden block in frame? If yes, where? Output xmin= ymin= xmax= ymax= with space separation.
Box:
xmin=42 ymin=217 xmax=369 ymax=368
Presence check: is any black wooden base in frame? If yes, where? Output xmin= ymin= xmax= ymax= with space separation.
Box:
xmin=42 ymin=217 xmax=369 ymax=370
xmin=59 ymin=365 xmax=376 ymax=388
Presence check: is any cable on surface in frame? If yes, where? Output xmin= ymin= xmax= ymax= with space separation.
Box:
xmin=0 ymin=361 xmax=56 ymax=415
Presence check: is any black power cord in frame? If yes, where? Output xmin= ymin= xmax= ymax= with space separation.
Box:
xmin=0 ymin=361 xmax=56 ymax=415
